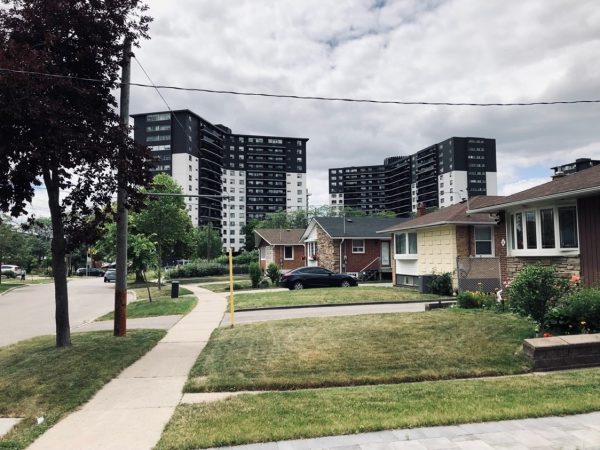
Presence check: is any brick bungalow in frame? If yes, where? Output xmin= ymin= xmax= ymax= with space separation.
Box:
xmin=469 ymin=164 xmax=600 ymax=287
xmin=300 ymin=217 xmax=406 ymax=277
xmin=254 ymin=228 xmax=305 ymax=271
xmin=378 ymin=198 xmax=504 ymax=292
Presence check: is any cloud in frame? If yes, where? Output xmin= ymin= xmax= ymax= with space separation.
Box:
xmin=30 ymin=0 xmax=600 ymax=215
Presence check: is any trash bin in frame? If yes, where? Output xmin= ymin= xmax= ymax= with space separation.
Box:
xmin=171 ymin=281 xmax=179 ymax=299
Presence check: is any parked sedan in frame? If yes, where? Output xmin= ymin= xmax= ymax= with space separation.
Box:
xmin=104 ymin=269 xmax=116 ymax=283
xmin=75 ymin=267 xmax=105 ymax=277
xmin=279 ymin=267 xmax=358 ymax=290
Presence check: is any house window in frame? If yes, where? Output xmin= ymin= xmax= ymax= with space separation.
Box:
xmin=395 ymin=233 xmax=417 ymax=255
xmin=307 ymin=241 xmax=317 ymax=259
xmin=352 ymin=240 xmax=365 ymax=253
xmin=474 ymin=226 xmax=493 ymax=256
xmin=260 ymin=246 xmax=266 ymax=260
xmin=509 ymin=205 xmax=578 ymax=255
xmin=284 ymin=246 xmax=294 ymax=260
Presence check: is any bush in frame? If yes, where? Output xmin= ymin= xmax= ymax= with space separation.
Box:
xmin=258 ymin=278 xmax=270 ymax=289
xmin=166 ymin=262 xmax=250 ymax=279
xmin=430 ymin=272 xmax=453 ymax=296
xmin=248 ymin=263 xmax=262 ymax=288
xmin=266 ymin=262 xmax=280 ymax=285
xmin=547 ymin=288 xmax=600 ymax=335
xmin=506 ymin=265 xmax=570 ymax=334
xmin=455 ymin=291 xmax=498 ymax=309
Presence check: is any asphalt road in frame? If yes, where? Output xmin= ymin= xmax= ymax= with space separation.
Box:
xmin=0 ymin=277 xmax=121 ymax=347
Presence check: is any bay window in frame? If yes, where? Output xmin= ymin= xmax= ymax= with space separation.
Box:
xmin=509 ymin=205 xmax=578 ymax=255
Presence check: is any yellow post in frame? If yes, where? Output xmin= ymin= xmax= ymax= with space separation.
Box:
xmin=228 ymin=247 xmax=235 ymax=327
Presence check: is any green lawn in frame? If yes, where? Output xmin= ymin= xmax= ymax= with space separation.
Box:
xmin=158 ymin=368 xmax=600 ymax=450
xmin=186 ymin=310 xmax=534 ymax=392
xmin=232 ymin=286 xmax=444 ymax=310
xmin=0 ymin=283 xmax=22 ymax=293
xmin=96 ymin=296 xmax=197 ymax=321
xmin=0 ymin=330 xmax=165 ymax=450
xmin=201 ymin=280 xmax=278 ymax=293
xmin=129 ymin=284 xmax=193 ymax=300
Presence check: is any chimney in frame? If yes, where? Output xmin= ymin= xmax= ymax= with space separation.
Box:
xmin=417 ymin=202 xmax=427 ymax=217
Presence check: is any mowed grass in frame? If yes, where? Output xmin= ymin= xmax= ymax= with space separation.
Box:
xmin=233 ymin=286 xmax=443 ymax=310
xmin=0 ymin=330 xmax=165 ymax=450
xmin=201 ymin=280 xmax=278 ymax=293
xmin=130 ymin=285 xmax=193 ymax=300
xmin=96 ymin=296 xmax=197 ymax=321
xmin=158 ymin=368 xmax=600 ymax=450
xmin=186 ymin=310 xmax=534 ymax=392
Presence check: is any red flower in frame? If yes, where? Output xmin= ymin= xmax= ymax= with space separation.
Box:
xmin=543 ymin=332 xmax=553 ymax=338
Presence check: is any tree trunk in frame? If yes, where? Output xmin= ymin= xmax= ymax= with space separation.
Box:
xmin=44 ymin=170 xmax=71 ymax=347
xmin=135 ymin=270 xmax=145 ymax=283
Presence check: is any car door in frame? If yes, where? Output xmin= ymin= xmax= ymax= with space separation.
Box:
xmin=312 ymin=268 xmax=334 ymax=287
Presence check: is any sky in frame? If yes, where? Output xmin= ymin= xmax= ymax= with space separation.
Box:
xmin=26 ymin=0 xmax=600 ymax=216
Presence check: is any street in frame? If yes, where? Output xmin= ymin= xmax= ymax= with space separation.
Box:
xmin=0 ymin=277 xmax=119 ymax=347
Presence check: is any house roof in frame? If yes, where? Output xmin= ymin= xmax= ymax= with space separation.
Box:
xmin=469 ymin=164 xmax=600 ymax=213
xmin=303 ymin=216 xmax=407 ymax=241
xmin=254 ymin=228 xmax=305 ymax=246
xmin=377 ymin=196 xmax=503 ymax=233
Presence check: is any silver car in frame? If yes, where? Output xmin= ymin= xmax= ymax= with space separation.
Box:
xmin=103 ymin=269 xmax=117 ymax=283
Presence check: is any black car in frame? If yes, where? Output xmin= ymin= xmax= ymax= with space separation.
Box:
xmin=279 ymin=267 xmax=358 ymax=290
xmin=75 ymin=267 xmax=105 ymax=277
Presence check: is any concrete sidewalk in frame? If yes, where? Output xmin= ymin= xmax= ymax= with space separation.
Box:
xmin=27 ymin=285 xmax=225 ymax=450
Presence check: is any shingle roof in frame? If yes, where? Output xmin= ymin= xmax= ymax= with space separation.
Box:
xmin=254 ymin=228 xmax=305 ymax=246
xmin=377 ymin=196 xmax=503 ymax=233
xmin=469 ymin=165 xmax=600 ymax=212
xmin=313 ymin=216 xmax=406 ymax=238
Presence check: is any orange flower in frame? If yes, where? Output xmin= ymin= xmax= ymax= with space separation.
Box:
xmin=543 ymin=332 xmax=553 ymax=338
xmin=570 ymin=274 xmax=580 ymax=283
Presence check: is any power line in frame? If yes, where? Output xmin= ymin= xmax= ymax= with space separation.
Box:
xmin=1 ymin=66 xmax=599 ymax=107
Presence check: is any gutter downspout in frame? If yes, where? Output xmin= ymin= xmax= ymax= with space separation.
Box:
xmin=339 ymin=239 xmax=345 ymax=273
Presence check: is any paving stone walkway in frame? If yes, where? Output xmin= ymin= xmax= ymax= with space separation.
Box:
xmin=210 ymin=412 xmax=600 ymax=449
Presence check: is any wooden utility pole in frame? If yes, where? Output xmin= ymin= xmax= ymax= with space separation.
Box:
xmin=114 ymin=37 xmax=131 ymax=337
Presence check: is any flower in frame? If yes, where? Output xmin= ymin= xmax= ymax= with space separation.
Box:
xmin=543 ymin=332 xmax=553 ymax=338
xmin=570 ymin=274 xmax=581 ymax=283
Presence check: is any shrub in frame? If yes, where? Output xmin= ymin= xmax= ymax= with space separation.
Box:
xmin=166 ymin=262 xmax=250 ymax=279
xmin=258 ymin=278 xmax=270 ymax=289
xmin=455 ymin=291 xmax=496 ymax=309
xmin=266 ymin=262 xmax=280 ymax=285
xmin=248 ymin=263 xmax=262 ymax=288
xmin=430 ymin=272 xmax=453 ymax=296
xmin=547 ymin=288 xmax=600 ymax=335
xmin=506 ymin=265 xmax=570 ymax=334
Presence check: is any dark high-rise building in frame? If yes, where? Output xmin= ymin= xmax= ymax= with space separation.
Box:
xmin=132 ymin=110 xmax=309 ymax=252
xmin=329 ymin=137 xmax=497 ymax=216
xmin=222 ymin=134 xmax=308 ymax=250
xmin=131 ymin=110 xmax=226 ymax=229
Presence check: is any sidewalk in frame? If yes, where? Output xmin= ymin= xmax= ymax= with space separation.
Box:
xmin=211 ymin=411 xmax=600 ymax=449
xmin=27 ymin=285 xmax=225 ymax=450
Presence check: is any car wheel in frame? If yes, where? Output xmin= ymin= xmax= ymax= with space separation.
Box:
xmin=341 ymin=280 xmax=351 ymax=287
xmin=104 ymin=278 xmax=107 ymax=283
xmin=293 ymin=281 xmax=304 ymax=290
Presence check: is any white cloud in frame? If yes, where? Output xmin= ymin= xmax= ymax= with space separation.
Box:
xmin=30 ymin=0 xmax=600 ymax=215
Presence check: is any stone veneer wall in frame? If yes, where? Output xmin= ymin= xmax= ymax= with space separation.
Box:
xmin=506 ymin=256 xmax=580 ymax=282
xmin=316 ymin=227 xmax=340 ymax=272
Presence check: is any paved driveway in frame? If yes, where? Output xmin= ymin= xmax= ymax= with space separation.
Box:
xmin=0 ymin=277 xmax=123 ymax=347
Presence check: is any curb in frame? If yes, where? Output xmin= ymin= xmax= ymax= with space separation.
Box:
xmin=234 ymin=297 xmax=455 ymax=313
xmin=0 ymin=285 xmax=25 ymax=296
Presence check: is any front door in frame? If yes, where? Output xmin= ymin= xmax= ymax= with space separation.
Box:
xmin=381 ymin=241 xmax=390 ymax=267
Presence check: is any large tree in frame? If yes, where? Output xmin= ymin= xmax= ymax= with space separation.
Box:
xmin=0 ymin=0 xmax=153 ymax=346
xmin=132 ymin=174 xmax=194 ymax=288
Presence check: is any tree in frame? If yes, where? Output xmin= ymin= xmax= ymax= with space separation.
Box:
xmin=192 ymin=225 xmax=222 ymax=260
xmin=0 ymin=0 xmax=152 ymax=347
xmin=241 ymin=220 xmax=259 ymax=251
xmin=97 ymin=222 xmax=157 ymax=283
xmin=133 ymin=174 xmax=193 ymax=288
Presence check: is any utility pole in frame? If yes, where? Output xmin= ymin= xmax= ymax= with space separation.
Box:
xmin=114 ymin=37 xmax=131 ymax=337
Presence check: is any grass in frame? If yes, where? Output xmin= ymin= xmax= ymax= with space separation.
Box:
xmin=0 ymin=277 xmax=54 ymax=293
xmin=0 ymin=330 xmax=165 ymax=450
xmin=130 ymin=284 xmax=193 ymax=300
xmin=232 ymin=286 xmax=445 ymax=310
xmin=0 ymin=283 xmax=22 ymax=294
xmin=186 ymin=309 xmax=534 ymax=392
xmin=158 ymin=368 xmax=600 ymax=449
xmin=201 ymin=280 xmax=278 ymax=293
xmin=96 ymin=296 xmax=197 ymax=321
